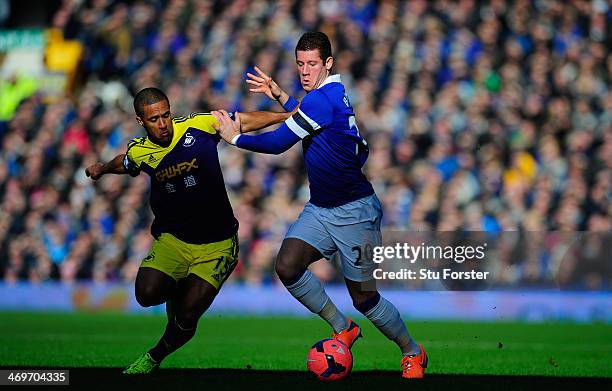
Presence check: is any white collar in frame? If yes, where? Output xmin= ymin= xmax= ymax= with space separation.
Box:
xmin=317 ymin=74 xmax=342 ymax=89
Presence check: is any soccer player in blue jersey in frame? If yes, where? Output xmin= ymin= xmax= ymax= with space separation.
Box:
xmin=85 ymin=87 xmax=291 ymax=374
xmin=212 ymin=32 xmax=428 ymax=378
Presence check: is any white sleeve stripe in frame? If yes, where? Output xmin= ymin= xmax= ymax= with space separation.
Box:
xmin=285 ymin=116 xmax=310 ymax=139
xmin=297 ymin=109 xmax=321 ymax=130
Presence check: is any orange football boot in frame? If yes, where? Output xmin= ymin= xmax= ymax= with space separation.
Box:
xmin=331 ymin=318 xmax=362 ymax=348
xmin=401 ymin=344 xmax=428 ymax=379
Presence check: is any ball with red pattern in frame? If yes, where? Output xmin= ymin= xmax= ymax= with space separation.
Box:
xmin=306 ymin=338 xmax=353 ymax=381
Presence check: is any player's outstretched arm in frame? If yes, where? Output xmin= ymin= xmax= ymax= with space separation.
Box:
xmin=212 ymin=110 xmax=300 ymax=155
xmin=246 ymin=66 xmax=298 ymax=112
xmin=85 ymin=153 xmax=127 ymax=180
xmin=238 ymin=109 xmax=297 ymax=133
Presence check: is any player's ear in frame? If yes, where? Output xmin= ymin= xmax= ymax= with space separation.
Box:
xmin=325 ymin=56 xmax=333 ymax=71
xmin=136 ymin=116 xmax=144 ymax=126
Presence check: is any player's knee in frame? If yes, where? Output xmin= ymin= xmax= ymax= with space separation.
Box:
xmin=353 ymin=291 xmax=381 ymax=314
xmin=275 ymin=255 xmax=301 ymax=284
xmin=135 ymin=285 xmax=165 ymax=308
xmin=274 ymin=257 xmax=291 ymax=282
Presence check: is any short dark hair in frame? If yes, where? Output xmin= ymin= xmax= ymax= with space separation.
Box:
xmin=133 ymin=87 xmax=169 ymax=117
xmin=295 ymin=31 xmax=332 ymax=61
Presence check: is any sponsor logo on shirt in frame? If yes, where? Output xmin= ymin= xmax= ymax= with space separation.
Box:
xmin=155 ymin=158 xmax=199 ymax=182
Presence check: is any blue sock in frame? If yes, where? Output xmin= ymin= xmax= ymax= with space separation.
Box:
xmin=285 ymin=270 xmax=349 ymax=333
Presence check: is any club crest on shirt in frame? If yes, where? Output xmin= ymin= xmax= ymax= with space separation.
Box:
xmin=183 ymin=132 xmax=195 ymax=147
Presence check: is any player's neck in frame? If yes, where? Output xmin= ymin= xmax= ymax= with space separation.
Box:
xmin=148 ymin=135 xmax=172 ymax=148
xmin=312 ymin=71 xmax=331 ymax=90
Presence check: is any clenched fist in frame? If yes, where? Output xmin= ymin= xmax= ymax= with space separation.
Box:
xmin=85 ymin=163 xmax=105 ymax=180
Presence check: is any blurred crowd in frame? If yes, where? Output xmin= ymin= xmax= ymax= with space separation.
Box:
xmin=0 ymin=0 xmax=610 ymax=288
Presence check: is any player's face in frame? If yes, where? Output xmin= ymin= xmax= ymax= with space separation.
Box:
xmin=296 ymin=49 xmax=333 ymax=92
xmin=138 ymin=100 xmax=173 ymax=146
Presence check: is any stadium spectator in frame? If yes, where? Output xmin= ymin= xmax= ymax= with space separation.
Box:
xmin=0 ymin=0 xmax=609 ymax=289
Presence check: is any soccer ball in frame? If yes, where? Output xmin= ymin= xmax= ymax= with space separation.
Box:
xmin=307 ymin=338 xmax=353 ymax=381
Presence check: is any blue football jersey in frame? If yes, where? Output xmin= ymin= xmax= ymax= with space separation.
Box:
xmin=285 ymin=75 xmax=374 ymax=207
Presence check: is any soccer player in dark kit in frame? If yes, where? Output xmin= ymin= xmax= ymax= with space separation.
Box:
xmin=86 ymin=87 xmax=292 ymax=374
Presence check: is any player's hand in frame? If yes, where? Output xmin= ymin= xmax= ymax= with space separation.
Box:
xmin=246 ymin=66 xmax=282 ymax=101
xmin=211 ymin=110 xmax=241 ymax=145
xmin=85 ymin=163 xmax=104 ymax=180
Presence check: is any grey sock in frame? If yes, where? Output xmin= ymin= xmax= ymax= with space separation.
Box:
xmin=285 ymin=270 xmax=329 ymax=313
xmin=319 ymin=299 xmax=350 ymax=333
xmin=285 ymin=270 xmax=347 ymax=332
xmin=364 ymin=296 xmax=420 ymax=355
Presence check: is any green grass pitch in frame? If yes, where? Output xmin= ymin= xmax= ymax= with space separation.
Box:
xmin=0 ymin=311 xmax=609 ymax=390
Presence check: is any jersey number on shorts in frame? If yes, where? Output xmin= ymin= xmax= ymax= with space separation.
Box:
xmin=212 ymin=256 xmax=237 ymax=283
xmin=351 ymin=244 xmax=374 ymax=266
